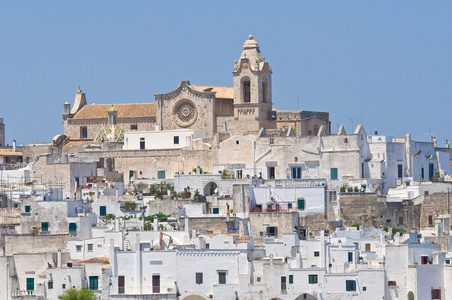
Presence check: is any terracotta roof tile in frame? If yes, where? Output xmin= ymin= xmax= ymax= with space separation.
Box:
xmin=0 ymin=149 xmax=23 ymax=156
xmin=73 ymin=103 xmax=156 ymax=119
xmin=191 ymin=85 xmax=233 ymax=99
xmin=72 ymin=257 xmax=109 ymax=263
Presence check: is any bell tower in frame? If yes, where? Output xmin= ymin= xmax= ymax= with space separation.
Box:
xmin=232 ymin=35 xmax=273 ymax=132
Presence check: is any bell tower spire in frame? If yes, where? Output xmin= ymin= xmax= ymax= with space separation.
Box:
xmin=232 ymin=35 xmax=273 ymax=132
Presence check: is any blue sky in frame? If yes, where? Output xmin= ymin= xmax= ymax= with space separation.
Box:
xmin=1 ymin=1 xmax=451 ymax=145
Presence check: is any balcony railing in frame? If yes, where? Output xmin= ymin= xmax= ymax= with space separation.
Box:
xmin=12 ymin=290 xmax=35 ymax=296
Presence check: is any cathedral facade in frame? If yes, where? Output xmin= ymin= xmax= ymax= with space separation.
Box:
xmin=62 ymin=35 xmax=330 ymax=146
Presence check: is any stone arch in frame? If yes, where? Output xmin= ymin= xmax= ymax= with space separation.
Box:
xmin=203 ymin=181 xmax=218 ymax=196
xmin=180 ymin=293 xmax=210 ymax=300
xmin=407 ymin=291 xmax=414 ymax=300
xmin=295 ymin=293 xmax=318 ymax=300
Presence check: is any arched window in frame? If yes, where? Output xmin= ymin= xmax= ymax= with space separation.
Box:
xmin=242 ymin=77 xmax=251 ymax=103
xmin=407 ymin=291 xmax=414 ymax=300
xmin=69 ymin=223 xmax=77 ymax=232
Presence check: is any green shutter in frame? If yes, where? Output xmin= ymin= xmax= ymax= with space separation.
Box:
xmin=157 ymin=170 xmax=166 ymax=179
xmin=297 ymin=198 xmax=305 ymax=210
xmin=100 ymin=206 xmax=107 ymax=216
xmin=331 ymin=168 xmax=338 ymax=180
xmin=26 ymin=278 xmax=34 ymax=291
xmin=288 ymin=203 xmax=292 ymax=209
xmin=25 ymin=206 xmax=30 ymax=213
xmin=41 ymin=222 xmax=49 ymax=232
xmin=69 ymin=223 xmax=77 ymax=232
xmin=89 ymin=276 xmax=99 ymax=290
xmin=213 ymin=207 xmax=219 ymax=214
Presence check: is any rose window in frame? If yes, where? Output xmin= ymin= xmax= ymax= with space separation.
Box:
xmin=174 ymin=100 xmax=197 ymax=127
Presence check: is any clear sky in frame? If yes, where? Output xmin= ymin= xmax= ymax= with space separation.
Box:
xmin=1 ymin=1 xmax=451 ymax=146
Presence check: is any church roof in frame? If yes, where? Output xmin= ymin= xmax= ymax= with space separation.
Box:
xmin=72 ymin=103 xmax=156 ymax=119
xmin=190 ymin=85 xmax=233 ymax=99
xmin=95 ymin=124 xmax=125 ymax=142
xmin=0 ymin=149 xmax=23 ymax=156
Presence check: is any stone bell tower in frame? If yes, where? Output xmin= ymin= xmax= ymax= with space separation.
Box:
xmin=232 ymin=35 xmax=273 ymax=132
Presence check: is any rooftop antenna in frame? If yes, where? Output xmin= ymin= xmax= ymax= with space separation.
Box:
xmin=351 ymin=119 xmax=354 ymax=132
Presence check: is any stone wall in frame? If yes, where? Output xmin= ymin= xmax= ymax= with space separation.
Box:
xmin=5 ymin=234 xmax=69 ymax=254
xmin=420 ymin=192 xmax=452 ymax=230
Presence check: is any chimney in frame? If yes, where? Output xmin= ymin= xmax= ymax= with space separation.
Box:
xmin=13 ymin=140 xmax=16 ymax=151
xmin=57 ymin=250 xmax=62 ymax=268
xmin=115 ymin=188 xmax=119 ymax=202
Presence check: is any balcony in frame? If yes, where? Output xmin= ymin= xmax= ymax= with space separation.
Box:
xmin=12 ymin=290 xmax=35 ymax=297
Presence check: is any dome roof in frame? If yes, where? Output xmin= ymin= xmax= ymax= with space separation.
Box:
xmin=108 ymin=105 xmax=117 ymax=112
xmin=94 ymin=124 xmax=125 ymax=142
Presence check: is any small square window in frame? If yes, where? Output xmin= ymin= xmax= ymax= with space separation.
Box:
xmin=308 ymin=274 xmax=318 ymax=284
xmin=236 ymin=140 xmax=239 ymax=144
xmin=76 ymin=245 xmax=82 ymax=252
xmin=41 ymin=222 xmax=49 ymax=232
xmin=195 ymin=272 xmax=203 ymax=284
xmin=363 ymin=286 xmax=366 ymax=291
xmin=130 ymin=124 xmax=138 ymax=130
xmin=62 ymin=284 xmax=66 ymax=289
xmin=25 ymin=206 xmax=31 ymax=213
xmin=446 ymin=259 xmax=450 ymax=264
xmin=88 ymin=244 xmax=93 ymax=252
xmin=256 ymin=277 xmax=261 ymax=282
xmin=314 ymin=251 xmax=320 ymax=257
xmin=346 ymin=280 xmax=356 ymax=291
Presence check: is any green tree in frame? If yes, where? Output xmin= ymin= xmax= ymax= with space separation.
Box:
xmin=58 ymin=288 xmax=97 ymax=300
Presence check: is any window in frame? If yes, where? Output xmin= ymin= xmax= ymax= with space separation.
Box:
xmin=140 ymin=137 xmax=145 ymax=150
xmin=289 ymin=275 xmax=293 ymax=284
xmin=80 ymin=127 xmax=88 ymax=139
xmin=365 ymin=243 xmax=371 ymax=252
xmin=130 ymin=124 xmax=138 ymax=130
xmin=212 ymin=207 xmax=219 ymax=214
xmin=62 ymin=284 xmax=66 ymax=289
xmin=288 ymin=203 xmax=292 ymax=209
xmin=99 ymin=206 xmax=107 ymax=217
xmin=446 ymin=259 xmax=450 ymax=264
xmin=297 ymin=198 xmax=305 ymax=210
xmin=346 ymin=280 xmax=356 ymax=291
xmin=236 ymin=170 xmax=242 ymax=179
xmin=269 ymin=138 xmax=274 ymax=144
xmin=88 ymin=244 xmax=93 ymax=252
xmin=292 ymin=167 xmax=301 ymax=179
xmin=243 ymin=80 xmax=251 ymax=102
xmin=281 ymin=276 xmax=287 ymax=292
xmin=429 ymin=163 xmax=434 ymax=180
xmin=205 ymin=243 xmax=209 ymax=249
xmin=348 ymin=252 xmax=353 ymax=262
xmin=174 ymin=136 xmax=179 ymax=144
xmin=69 ymin=223 xmax=77 ymax=232
xmin=268 ymin=166 xmax=275 ymax=179
xmin=76 ymin=245 xmax=82 ymax=252
xmin=344 ymin=138 xmax=348 ymax=143
xmin=267 ymin=204 xmax=272 ymax=210
xmin=41 ymin=222 xmax=49 ymax=232
xmin=421 ymin=167 xmax=425 ymax=180
xmin=308 ymin=274 xmax=318 ymax=284
xmin=331 ymin=168 xmax=338 ymax=180
xmin=267 ymin=226 xmax=278 ymax=237
xmin=26 ymin=278 xmax=34 ymax=291
xmin=196 ymin=272 xmax=203 ymax=284
xmin=118 ymin=276 xmax=125 ymax=294
xmin=329 ymin=191 xmax=337 ymax=202
xmin=157 ymin=170 xmax=166 ymax=179
xmin=388 ymin=281 xmax=397 ymax=286
xmin=48 ymin=281 xmax=53 ymax=289
xmin=362 ymin=286 xmax=366 ymax=291
xmin=421 ymin=256 xmax=429 ymax=265
xmin=89 ymin=276 xmax=99 ymax=290
xmin=314 ymin=251 xmax=320 ymax=257
xmin=398 ymin=164 xmax=403 ymax=178
xmin=399 ymin=216 xmax=403 ymax=225
xmin=432 ymin=289 xmax=441 ymax=300
xmin=25 ymin=206 xmax=30 ymax=213
xmin=218 ymin=271 xmax=227 ymax=284
xmin=236 ymin=140 xmax=239 ymax=144
xmin=152 ymin=275 xmax=160 ymax=293
xmin=429 ymin=215 xmax=434 ymax=225
xmin=256 ymin=277 xmax=261 ymax=282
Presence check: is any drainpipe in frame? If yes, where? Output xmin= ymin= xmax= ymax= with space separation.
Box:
xmin=136 ymin=233 xmax=142 ymax=294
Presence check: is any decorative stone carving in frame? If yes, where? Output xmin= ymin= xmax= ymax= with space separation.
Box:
xmin=173 ymin=99 xmax=198 ymax=127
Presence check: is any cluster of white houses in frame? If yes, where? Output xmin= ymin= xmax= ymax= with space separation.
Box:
xmin=1 ymin=35 xmax=452 ymax=299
